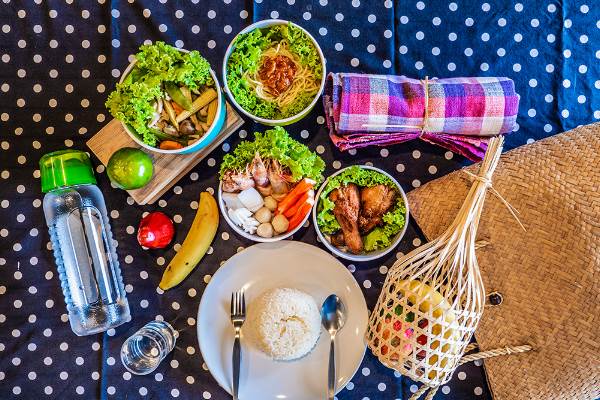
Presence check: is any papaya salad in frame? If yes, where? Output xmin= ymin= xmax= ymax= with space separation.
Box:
xmin=219 ymin=127 xmax=325 ymax=239
xmin=106 ymin=41 xmax=219 ymax=150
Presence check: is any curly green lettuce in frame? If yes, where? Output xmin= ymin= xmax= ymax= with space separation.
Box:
xmin=105 ymin=81 xmax=162 ymax=146
xmin=363 ymin=197 xmax=407 ymax=251
xmin=283 ymin=25 xmax=323 ymax=79
xmin=105 ymin=41 xmax=213 ymax=146
xmin=219 ymin=126 xmax=325 ymax=184
xmin=316 ymin=166 xmax=407 ymax=252
xmin=226 ymin=23 xmax=322 ymax=120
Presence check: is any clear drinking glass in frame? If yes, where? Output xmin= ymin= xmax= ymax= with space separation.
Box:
xmin=120 ymin=321 xmax=177 ymax=375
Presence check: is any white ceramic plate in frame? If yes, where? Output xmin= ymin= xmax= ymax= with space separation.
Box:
xmin=197 ymin=241 xmax=368 ymax=400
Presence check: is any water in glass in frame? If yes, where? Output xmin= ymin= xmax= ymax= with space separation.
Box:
xmin=120 ymin=321 xmax=177 ymax=375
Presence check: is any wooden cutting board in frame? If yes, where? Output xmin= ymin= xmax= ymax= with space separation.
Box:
xmin=87 ymin=102 xmax=243 ymax=205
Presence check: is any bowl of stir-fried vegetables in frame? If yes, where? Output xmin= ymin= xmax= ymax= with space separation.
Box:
xmin=106 ymin=42 xmax=226 ymax=154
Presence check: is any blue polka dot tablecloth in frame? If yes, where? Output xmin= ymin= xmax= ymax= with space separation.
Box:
xmin=0 ymin=1 xmax=598 ymax=399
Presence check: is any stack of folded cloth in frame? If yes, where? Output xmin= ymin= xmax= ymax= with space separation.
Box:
xmin=323 ymin=73 xmax=519 ymax=161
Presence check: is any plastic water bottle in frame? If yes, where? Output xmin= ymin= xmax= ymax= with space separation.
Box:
xmin=40 ymin=150 xmax=131 ymax=336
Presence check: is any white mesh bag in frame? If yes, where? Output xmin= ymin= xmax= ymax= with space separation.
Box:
xmin=367 ymin=137 xmax=507 ymax=391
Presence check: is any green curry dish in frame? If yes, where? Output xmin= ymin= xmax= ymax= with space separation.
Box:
xmin=226 ymin=23 xmax=322 ymax=120
xmin=316 ymin=166 xmax=407 ymax=252
xmin=105 ymin=41 xmax=213 ymax=146
xmin=219 ymin=126 xmax=325 ymax=184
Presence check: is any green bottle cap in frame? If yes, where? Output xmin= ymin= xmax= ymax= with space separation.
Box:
xmin=40 ymin=150 xmax=97 ymax=193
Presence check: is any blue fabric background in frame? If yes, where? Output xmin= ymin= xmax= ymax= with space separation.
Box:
xmin=0 ymin=1 xmax=598 ymax=399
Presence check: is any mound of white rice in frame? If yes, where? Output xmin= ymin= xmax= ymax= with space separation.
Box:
xmin=247 ymin=288 xmax=321 ymax=361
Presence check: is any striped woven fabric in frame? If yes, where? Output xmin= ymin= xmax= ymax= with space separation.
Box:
xmin=323 ymin=73 xmax=519 ymax=161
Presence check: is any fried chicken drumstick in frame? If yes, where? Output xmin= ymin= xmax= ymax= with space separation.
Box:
xmin=330 ymin=183 xmax=363 ymax=254
xmin=358 ymin=184 xmax=396 ymax=233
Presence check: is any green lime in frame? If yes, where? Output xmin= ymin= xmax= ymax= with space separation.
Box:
xmin=107 ymin=148 xmax=153 ymax=190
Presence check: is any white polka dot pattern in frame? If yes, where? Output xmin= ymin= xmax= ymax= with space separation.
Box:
xmin=0 ymin=1 xmax=596 ymax=399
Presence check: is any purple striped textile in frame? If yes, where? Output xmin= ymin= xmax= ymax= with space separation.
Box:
xmin=323 ymin=73 xmax=519 ymax=161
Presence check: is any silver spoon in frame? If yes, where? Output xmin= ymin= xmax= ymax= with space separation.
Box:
xmin=321 ymin=294 xmax=347 ymax=400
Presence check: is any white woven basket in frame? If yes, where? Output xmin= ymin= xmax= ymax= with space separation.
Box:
xmin=367 ymin=137 xmax=505 ymax=389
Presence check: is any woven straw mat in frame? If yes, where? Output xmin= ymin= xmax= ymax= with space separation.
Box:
xmin=406 ymin=124 xmax=600 ymax=400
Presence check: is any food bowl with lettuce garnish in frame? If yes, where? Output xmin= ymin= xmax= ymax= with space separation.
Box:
xmin=218 ymin=126 xmax=325 ymax=242
xmin=313 ymin=165 xmax=409 ymax=262
xmin=106 ymin=41 xmax=226 ymax=154
xmin=223 ymin=19 xmax=326 ymax=126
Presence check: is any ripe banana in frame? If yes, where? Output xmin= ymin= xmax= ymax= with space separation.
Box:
xmin=159 ymin=192 xmax=219 ymax=290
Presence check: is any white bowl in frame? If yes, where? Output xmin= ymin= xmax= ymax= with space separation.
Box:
xmin=312 ymin=165 xmax=410 ymax=262
xmin=118 ymin=48 xmax=226 ymax=155
xmin=218 ymin=182 xmax=313 ymax=243
xmin=222 ymin=19 xmax=326 ymax=126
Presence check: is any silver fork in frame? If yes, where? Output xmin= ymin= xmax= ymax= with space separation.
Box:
xmin=230 ymin=290 xmax=246 ymax=400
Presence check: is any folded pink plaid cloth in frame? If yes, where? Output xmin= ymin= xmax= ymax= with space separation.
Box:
xmin=323 ymin=73 xmax=519 ymax=161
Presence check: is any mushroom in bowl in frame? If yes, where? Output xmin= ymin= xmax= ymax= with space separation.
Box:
xmin=218 ymin=126 xmax=325 ymax=242
xmin=313 ymin=165 xmax=409 ymax=262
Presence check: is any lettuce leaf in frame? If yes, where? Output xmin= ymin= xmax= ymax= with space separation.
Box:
xmin=316 ymin=166 xmax=407 ymax=251
xmin=285 ymin=24 xmax=323 ymax=81
xmin=135 ymin=41 xmax=182 ymax=76
xmin=105 ymin=41 xmax=212 ymax=146
xmin=283 ymin=92 xmax=316 ymax=118
xmin=134 ymin=42 xmax=212 ymax=89
xmin=105 ymin=81 xmax=162 ymax=147
xmin=226 ymin=23 xmax=321 ymax=120
xmin=219 ymin=126 xmax=325 ymax=184
xmin=317 ymin=196 xmax=339 ymax=233
xmin=363 ymin=228 xmax=387 ymax=252
xmin=364 ymin=197 xmax=407 ymax=251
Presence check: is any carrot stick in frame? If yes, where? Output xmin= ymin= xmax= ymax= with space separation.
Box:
xmin=159 ymin=140 xmax=184 ymax=150
xmin=287 ymin=201 xmax=314 ymax=233
xmin=171 ymin=101 xmax=184 ymax=115
xmin=284 ymin=189 xmax=314 ymax=218
xmin=276 ymin=178 xmax=316 ymax=215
